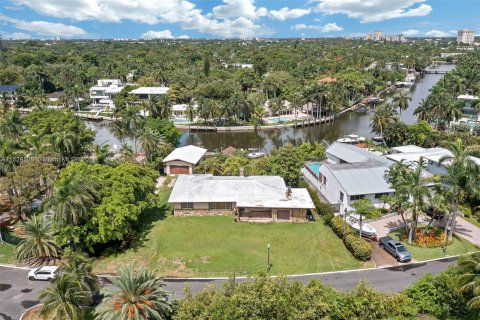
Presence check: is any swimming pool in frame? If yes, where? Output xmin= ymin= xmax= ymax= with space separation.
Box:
xmin=170 ymin=118 xmax=191 ymax=124
xmin=306 ymin=162 xmax=322 ymax=175
xmin=270 ymin=117 xmax=293 ymax=123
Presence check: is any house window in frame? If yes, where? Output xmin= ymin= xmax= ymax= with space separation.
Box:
xmin=181 ymin=202 xmax=194 ymax=209
xmin=339 ymin=191 xmax=344 ymax=202
xmin=209 ymin=202 xmax=232 ymax=210
xmin=350 ymin=195 xmax=365 ymax=201
xmin=375 ymin=193 xmax=389 ymax=199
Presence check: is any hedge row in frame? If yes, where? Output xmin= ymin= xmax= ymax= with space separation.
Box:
xmin=330 ymin=217 xmax=372 ymax=261
xmin=344 ymin=234 xmax=372 ymax=261
xmin=301 ymin=181 xmax=334 ymax=223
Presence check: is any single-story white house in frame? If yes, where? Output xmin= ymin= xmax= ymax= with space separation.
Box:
xmin=168 ymin=174 xmax=315 ymax=223
xmin=163 ymin=145 xmax=207 ymax=175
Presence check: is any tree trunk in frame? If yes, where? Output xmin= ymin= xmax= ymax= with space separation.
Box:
xmin=448 ymin=198 xmax=457 ymax=241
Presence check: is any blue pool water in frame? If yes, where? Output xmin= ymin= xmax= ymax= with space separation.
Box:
xmin=306 ymin=162 xmax=321 ymax=175
xmin=171 ymin=119 xmax=191 ymax=124
xmin=270 ymin=117 xmax=293 ymax=123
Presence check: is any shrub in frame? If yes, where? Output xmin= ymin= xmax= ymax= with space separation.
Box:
xmin=458 ymin=204 xmax=472 ymax=218
xmin=474 ymin=125 xmax=480 ymax=136
xmin=344 ymin=234 xmax=372 ymax=261
xmin=330 ymin=216 xmax=353 ymax=237
xmin=453 ymin=123 xmax=471 ymax=133
xmin=399 ymin=227 xmax=448 ymax=248
xmin=301 ymin=181 xmax=334 ymax=223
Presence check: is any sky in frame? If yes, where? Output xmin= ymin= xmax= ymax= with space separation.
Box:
xmin=0 ymin=0 xmax=479 ymax=40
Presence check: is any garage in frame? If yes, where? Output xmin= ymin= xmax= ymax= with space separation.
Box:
xmin=277 ymin=209 xmax=291 ymax=221
xmin=169 ymin=165 xmax=190 ymax=174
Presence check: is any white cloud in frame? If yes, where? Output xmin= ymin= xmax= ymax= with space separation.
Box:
xmin=270 ymin=7 xmax=311 ymax=21
xmin=10 ymin=0 xmax=269 ymax=38
xmin=315 ymin=0 xmax=432 ymax=23
xmin=141 ymin=30 xmax=190 ymax=39
xmin=425 ymin=29 xmax=455 ymax=37
xmin=1 ymin=31 xmax=32 ymax=39
xmin=402 ymin=29 xmax=420 ymax=36
xmin=292 ymin=22 xmax=343 ymax=32
xmin=1 ymin=15 xmax=86 ymax=37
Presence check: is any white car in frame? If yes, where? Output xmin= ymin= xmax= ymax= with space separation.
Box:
xmin=28 ymin=266 xmax=59 ymax=281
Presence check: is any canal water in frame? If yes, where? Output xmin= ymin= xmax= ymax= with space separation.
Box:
xmin=87 ymin=64 xmax=455 ymax=153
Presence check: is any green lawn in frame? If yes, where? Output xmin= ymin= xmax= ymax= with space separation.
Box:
xmin=94 ymin=185 xmax=372 ymax=277
xmin=389 ymin=230 xmax=479 ymax=262
xmin=0 ymin=227 xmax=20 ymax=265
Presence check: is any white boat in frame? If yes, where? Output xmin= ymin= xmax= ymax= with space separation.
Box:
xmin=339 ymin=213 xmax=377 ymax=238
xmin=248 ymin=151 xmax=266 ymax=159
xmin=336 ymin=134 xmax=367 ymax=145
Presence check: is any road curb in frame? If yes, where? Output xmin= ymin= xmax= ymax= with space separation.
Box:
xmin=3 ymin=252 xmax=478 ymax=282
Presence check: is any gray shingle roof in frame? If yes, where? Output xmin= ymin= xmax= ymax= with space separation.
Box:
xmin=0 ymin=85 xmax=21 ymax=93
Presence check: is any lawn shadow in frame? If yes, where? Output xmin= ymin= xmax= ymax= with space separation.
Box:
xmin=128 ymin=200 xmax=172 ymax=252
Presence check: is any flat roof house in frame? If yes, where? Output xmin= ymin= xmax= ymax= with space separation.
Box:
xmin=129 ymin=87 xmax=169 ymax=101
xmin=168 ymin=174 xmax=315 ymax=223
xmin=163 ymin=145 xmax=207 ymax=175
xmin=89 ymin=79 xmax=124 ymax=109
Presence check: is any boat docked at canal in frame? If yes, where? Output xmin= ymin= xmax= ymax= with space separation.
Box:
xmin=336 ymin=134 xmax=366 ymax=145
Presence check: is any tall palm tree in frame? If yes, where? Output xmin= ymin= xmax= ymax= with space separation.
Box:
xmin=386 ymin=159 xmax=432 ymax=244
xmin=370 ymin=104 xmax=398 ymax=136
xmin=457 ymin=253 xmax=480 ymax=308
xmin=121 ymin=105 xmax=143 ymax=153
xmin=414 ymin=98 xmax=431 ymax=122
xmin=440 ymin=139 xmax=480 ymax=241
xmin=42 ymin=170 xmax=99 ymax=225
xmin=185 ymin=102 xmax=196 ymax=122
xmin=40 ymin=274 xmax=91 ymax=320
xmin=17 ymin=215 xmax=61 ymax=266
xmin=1 ymin=110 xmax=23 ymax=142
xmin=92 ymin=143 xmax=111 ymax=164
xmin=95 ymin=265 xmax=171 ymax=320
xmin=51 ymin=131 xmax=78 ymax=158
xmin=136 ymin=127 xmax=167 ymax=160
xmin=59 ymin=250 xmax=100 ymax=295
xmin=158 ymin=95 xmax=172 ymax=119
xmin=392 ymin=90 xmax=412 ymax=115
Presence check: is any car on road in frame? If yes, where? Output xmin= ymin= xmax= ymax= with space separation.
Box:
xmin=378 ymin=237 xmax=412 ymax=262
xmin=28 ymin=266 xmax=59 ymax=281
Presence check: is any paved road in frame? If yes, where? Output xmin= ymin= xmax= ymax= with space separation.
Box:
xmin=0 ymin=258 xmax=459 ymax=320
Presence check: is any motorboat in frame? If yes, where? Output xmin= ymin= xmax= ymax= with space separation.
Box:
xmin=336 ymin=134 xmax=367 ymax=145
xmin=339 ymin=213 xmax=377 ymax=238
xmin=247 ymin=148 xmax=266 ymax=159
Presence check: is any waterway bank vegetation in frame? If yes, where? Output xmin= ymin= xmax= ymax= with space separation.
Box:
xmin=1 ymin=39 xmax=440 ymax=127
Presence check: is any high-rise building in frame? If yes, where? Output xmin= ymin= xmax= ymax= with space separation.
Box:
xmin=457 ymin=29 xmax=475 ymax=45
xmin=373 ymin=31 xmax=383 ymax=41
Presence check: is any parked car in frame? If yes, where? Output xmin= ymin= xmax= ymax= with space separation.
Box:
xmin=379 ymin=237 xmax=412 ymax=262
xmin=28 ymin=266 xmax=59 ymax=281
xmin=424 ymin=207 xmax=445 ymax=220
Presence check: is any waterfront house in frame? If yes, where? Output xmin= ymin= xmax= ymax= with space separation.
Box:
xmin=129 ymin=86 xmax=169 ymax=101
xmin=168 ymin=174 xmax=315 ymax=223
xmin=163 ymin=145 xmax=207 ymax=175
xmin=0 ymin=84 xmax=21 ymax=104
xmin=89 ymin=79 xmax=124 ymax=109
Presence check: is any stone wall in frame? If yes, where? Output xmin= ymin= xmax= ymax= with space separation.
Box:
xmin=292 ymin=209 xmax=308 ymax=223
xmin=174 ymin=209 xmax=234 ymax=217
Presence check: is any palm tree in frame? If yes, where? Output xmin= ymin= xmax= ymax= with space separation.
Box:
xmin=42 ymin=170 xmax=99 ymax=225
xmin=92 ymin=143 xmax=110 ymax=164
xmin=17 ymin=215 xmax=61 ymax=266
xmin=457 ymin=253 xmax=480 ymax=308
xmin=59 ymin=250 xmax=100 ymax=295
xmin=185 ymin=102 xmax=196 ymax=122
xmin=136 ymin=127 xmax=167 ymax=160
xmin=370 ymin=104 xmax=398 ymax=137
xmin=392 ymin=90 xmax=412 ymax=115
xmin=158 ymin=95 xmax=172 ymax=119
xmin=121 ymin=105 xmax=143 ymax=153
xmin=51 ymin=131 xmax=77 ymax=158
xmin=1 ymin=110 xmax=23 ymax=142
xmin=439 ymin=139 xmax=480 ymax=241
xmin=414 ymin=98 xmax=430 ymax=122
xmin=40 ymin=274 xmax=91 ymax=320
xmin=386 ymin=159 xmax=432 ymax=244
xmin=95 ymin=265 xmax=171 ymax=320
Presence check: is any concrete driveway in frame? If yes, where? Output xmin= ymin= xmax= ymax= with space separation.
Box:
xmin=0 ymin=267 xmax=47 ymax=320
xmin=369 ymin=240 xmax=400 ymax=267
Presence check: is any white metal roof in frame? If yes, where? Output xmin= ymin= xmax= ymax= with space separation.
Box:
xmin=168 ymin=174 xmax=315 ymax=209
xmin=391 ymin=145 xmax=427 ymax=153
xmin=163 ymin=145 xmax=207 ymax=164
xmin=387 ymin=147 xmax=453 ymax=164
xmin=326 ymin=142 xmax=392 ymax=165
xmin=130 ymin=87 xmax=169 ymax=95
xmin=321 ymin=161 xmax=394 ymax=196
